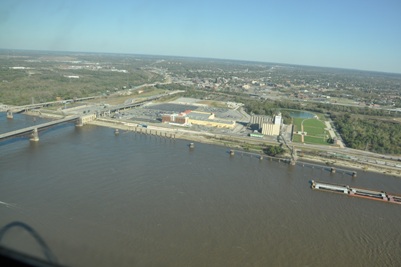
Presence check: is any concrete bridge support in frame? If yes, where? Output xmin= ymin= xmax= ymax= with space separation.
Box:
xmin=76 ymin=117 xmax=84 ymax=127
xmin=30 ymin=128 xmax=39 ymax=142
xmin=6 ymin=111 xmax=13 ymax=119
xmin=76 ymin=114 xmax=96 ymax=127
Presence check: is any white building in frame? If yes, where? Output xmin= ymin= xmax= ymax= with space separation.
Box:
xmin=274 ymin=113 xmax=282 ymax=125
xmin=261 ymin=122 xmax=280 ymax=136
xmin=261 ymin=113 xmax=282 ymax=136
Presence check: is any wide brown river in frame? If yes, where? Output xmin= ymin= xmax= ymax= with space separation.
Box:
xmin=1 ymin=113 xmax=401 ymax=266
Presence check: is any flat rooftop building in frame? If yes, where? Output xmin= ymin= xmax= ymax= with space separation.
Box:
xmin=161 ymin=110 xmax=235 ymax=129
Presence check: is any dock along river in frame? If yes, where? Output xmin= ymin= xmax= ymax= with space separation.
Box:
xmin=1 ymin=113 xmax=401 ymax=266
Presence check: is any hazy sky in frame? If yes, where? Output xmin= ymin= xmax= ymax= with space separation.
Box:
xmin=1 ymin=0 xmax=401 ymax=73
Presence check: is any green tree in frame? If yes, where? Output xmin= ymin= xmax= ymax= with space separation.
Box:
xmin=263 ymin=145 xmax=285 ymax=156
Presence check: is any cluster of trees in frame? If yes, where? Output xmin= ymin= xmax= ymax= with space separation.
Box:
xmin=240 ymin=97 xmax=401 ymax=118
xmin=263 ymin=145 xmax=285 ymax=156
xmin=312 ymin=103 xmax=399 ymax=117
xmin=236 ymin=99 xmax=293 ymax=124
xmin=332 ymin=114 xmax=401 ymax=154
xmin=181 ymin=88 xmax=210 ymax=99
xmin=240 ymin=98 xmax=278 ymax=115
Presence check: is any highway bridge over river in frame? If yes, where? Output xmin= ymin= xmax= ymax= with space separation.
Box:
xmin=0 ymin=115 xmax=94 ymax=142
xmin=1 ymin=90 xmax=182 ymax=142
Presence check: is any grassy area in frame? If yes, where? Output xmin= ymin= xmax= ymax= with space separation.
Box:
xmin=303 ymin=118 xmax=325 ymax=128
xmin=292 ymin=118 xmax=303 ymax=132
xmin=303 ymin=119 xmax=326 ymax=137
xmin=292 ymin=134 xmax=302 ymax=142
xmin=331 ymin=97 xmax=358 ymax=105
xmin=315 ymin=112 xmax=327 ymax=120
xmin=292 ymin=117 xmax=330 ymax=145
xmin=304 ymin=135 xmax=329 ymax=145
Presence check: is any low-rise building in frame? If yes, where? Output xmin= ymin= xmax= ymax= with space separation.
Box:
xmin=161 ymin=113 xmax=189 ymax=125
xmin=187 ymin=111 xmax=235 ymax=128
xmin=161 ymin=110 xmax=235 ymax=129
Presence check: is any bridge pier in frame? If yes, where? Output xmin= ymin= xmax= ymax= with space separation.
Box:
xmin=30 ymin=128 xmax=39 ymax=142
xmin=76 ymin=117 xmax=84 ymax=127
xmin=75 ymin=114 xmax=96 ymax=127
xmin=6 ymin=111 xmax=13 ymax=119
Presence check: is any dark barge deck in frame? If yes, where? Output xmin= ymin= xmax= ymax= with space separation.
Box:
xmin=310 ymin=180 xmax=401 ymax=205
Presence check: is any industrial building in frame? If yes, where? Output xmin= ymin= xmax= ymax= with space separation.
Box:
xmin=250 ymin=115 xmax=270 ymax=130
xmin=261 ymin=122 xmax=280 ymax=135
xmin=261 ymin=113 xmax=282 ymax=136
xmin=161 ymin=113 xmax=189 ymax=125
xmin=161 ymin=110 xmax=235 ymax=129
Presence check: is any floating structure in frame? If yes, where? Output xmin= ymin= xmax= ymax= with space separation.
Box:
xmin=310 ymin=180 xmax=401 ymax=205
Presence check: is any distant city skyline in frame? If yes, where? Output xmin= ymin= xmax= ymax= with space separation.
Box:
xmin=1 ymin=0 xmax=401 ymax=73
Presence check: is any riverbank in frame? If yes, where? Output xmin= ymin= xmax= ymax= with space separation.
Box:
xmin=88 ymin=118 xmax=401 ymax=178
xmin=88 ymin=119 xmax=245 ymax=149
xmin=19 ymin=112 xmax=401 ymax=178
xmin=298 ymin=154 xmax=401 ymax=178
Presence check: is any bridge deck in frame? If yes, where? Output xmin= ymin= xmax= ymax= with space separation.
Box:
xmin=0 ymin=116 xmax=79 ymax=141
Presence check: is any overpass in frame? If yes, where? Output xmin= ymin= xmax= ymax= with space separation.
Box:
xmin=5 ymin=96 xmax=99 ymax=118
xmin=0 ymin=114 xmax=94 ymax=142
xmin=104 ymin=90 xmax=185 ymax=115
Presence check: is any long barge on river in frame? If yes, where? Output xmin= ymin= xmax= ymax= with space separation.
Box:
xmin=310 ymin=180 xmax=401 ymax=205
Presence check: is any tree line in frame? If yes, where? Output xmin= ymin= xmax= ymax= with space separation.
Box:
xmin=240 ymin=98 xmax=401 ymax=118
xmin=332 ymin=113 xmax=401 ymax=154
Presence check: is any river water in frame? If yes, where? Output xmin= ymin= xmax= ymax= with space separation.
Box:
xmin=1 ymin=113 xmax=401 ymax=266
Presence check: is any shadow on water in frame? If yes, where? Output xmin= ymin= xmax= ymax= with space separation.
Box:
xmin=0 ymin=137 xmax=28 ymax=147
xmin=0 ymin=221 xmax=60 ymax=265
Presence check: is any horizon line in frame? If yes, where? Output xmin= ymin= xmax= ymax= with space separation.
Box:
xmin=1 ymin=47 xmax=400 ymax=76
